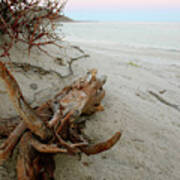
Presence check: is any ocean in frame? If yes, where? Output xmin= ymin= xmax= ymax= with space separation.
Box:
xmin=60 ymin=22 xmax=180 ymax=53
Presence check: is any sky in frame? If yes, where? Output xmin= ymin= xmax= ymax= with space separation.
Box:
xmin=64 ymin=0 xmax=180 ymax=22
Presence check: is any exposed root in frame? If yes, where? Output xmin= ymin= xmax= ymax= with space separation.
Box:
xmin=17 ymin=132 xmax=56 ymax=180
xmin=81 ymin=132 xmax=121 ymax=155
xmin=7 ymin=62 xmax=64 ymax=78
xmin=0 ymin=61 xmax=52 ymax=140
xmin=69 ymin=129 xmax=121 ymax=155
xmin=0 ymin=63 xmax=121 ymax=179
xmin=0 ymin=122 xmax=26 ymax=165
xmin=0 ymin=117 xmax=20 ymax=137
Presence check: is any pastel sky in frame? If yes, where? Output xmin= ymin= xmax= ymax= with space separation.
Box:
xmin=64 ymin=0 xmax=180 ymax=21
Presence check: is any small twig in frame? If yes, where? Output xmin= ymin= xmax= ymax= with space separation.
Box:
xmin=148 ymin=90 xmax=180 ymax=112
xmin=68 ymin=54 xmax=90 ymax=76
xmin=71 ymin=45 xmax=86 ymax=54
xmin=7 ymin=62 xmax=68 ymax=79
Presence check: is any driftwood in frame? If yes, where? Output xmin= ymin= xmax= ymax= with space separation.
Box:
xmin=0 ymin=62 xmax=121 ymax=180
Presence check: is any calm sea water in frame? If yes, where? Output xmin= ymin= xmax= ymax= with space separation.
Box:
xmin=59 ymin=22 xmax=180 ymax=52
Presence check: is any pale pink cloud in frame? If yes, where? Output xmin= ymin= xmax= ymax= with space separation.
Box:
xmin=66 ymin=0 xmax=180 ymax=10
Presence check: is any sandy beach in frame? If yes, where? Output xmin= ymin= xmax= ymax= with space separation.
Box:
xmin=52 ymin=40 xmax=180 ymax=180
xmin=0 ymin=23 xmax=180 ymax=180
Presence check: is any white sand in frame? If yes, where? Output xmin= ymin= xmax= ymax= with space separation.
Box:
xmin=55 ymin=42 xmax=180 ymax=180
xmin=0 ymin=40 xmax=180 ymax=180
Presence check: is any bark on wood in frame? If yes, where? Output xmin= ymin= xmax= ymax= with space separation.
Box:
xmin=0 ymin=63 xmax=121 ymax=180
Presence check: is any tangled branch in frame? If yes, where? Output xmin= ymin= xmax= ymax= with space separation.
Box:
xmin=0 ymin=0 xmax=67 ymax=59
xmin=0 ymin=62 xmax=121 ymax=179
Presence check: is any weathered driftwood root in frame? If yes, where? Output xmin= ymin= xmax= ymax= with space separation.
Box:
xmin=0 ymin=122 xmax=26 ymax=165
xmin=0 ymin=61 xmax=52 ymax=140
xmin=70 ymin=131 xmax=121 ymax=155
xmin=0 ymin=62 xmax=121 ymax=179
xmin=0 ymin=117 xmax=20 ymax=137
xmin=17 ymin=132 xmax=64 ymax=180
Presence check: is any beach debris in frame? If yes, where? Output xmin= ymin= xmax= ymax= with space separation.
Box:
xmin=128 ymin=61 xmax=140 ymax=68
xmin=159 ymin=89 xmax=167 ymax=94
xmin=148 ymin=90 xmax=180 ymax=112
xmin=0 ymin=62 xmax=121 ymax=179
